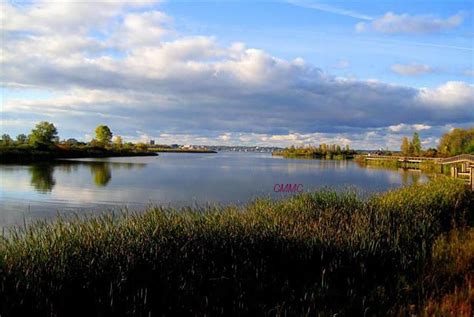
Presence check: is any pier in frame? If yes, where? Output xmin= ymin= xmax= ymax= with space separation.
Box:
xmin=363 ymin=154 xmax=474 ymax=189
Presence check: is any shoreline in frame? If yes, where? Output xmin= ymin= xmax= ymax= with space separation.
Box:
xmin=148 ymin=148 xmax=217 ymax=153
xmin=0 ymin=148 xmax=157 ymax=163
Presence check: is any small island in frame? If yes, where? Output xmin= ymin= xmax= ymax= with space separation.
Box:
xmin=273 ymin=143 xmax=357 ymax=159
xmin=0 ymin=122 xmax=157 ymax=163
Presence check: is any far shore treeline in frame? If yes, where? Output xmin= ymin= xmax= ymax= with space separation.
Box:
xmin=275 ymin=127 xmax=474 ymax=159
xmin=273 ymin=143 xmax=356 ymax=159
xmin=0 ymin=122 xmax=156 ymax=162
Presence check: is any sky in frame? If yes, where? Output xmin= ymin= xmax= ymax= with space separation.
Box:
xmin=1 ymin=0 xmax=473 ymax=149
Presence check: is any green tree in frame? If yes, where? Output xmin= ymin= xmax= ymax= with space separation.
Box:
xmin=136 ymin=143 xmax=147 ymax=152
xmin=401 ymin=137 xmax=410 ymax=156
xmin=16 ymin=134 xmax=28 ymax=144
xmin=1 ymin=134 xmax=13 ymax=146
xmin=438 ymin=128 xmax=474 ymax=156
xmin=29 ymin=121 xmax=58 ymax=148
xmin=65 ymin=138 xmax=79 ymax=145
xmin=113 ymin=135 xmax=123 ymax=149
xmin=411 ymin=132 xmax=422 ymax=156
xmin=95 ymin=125 xmax=113 ymax=146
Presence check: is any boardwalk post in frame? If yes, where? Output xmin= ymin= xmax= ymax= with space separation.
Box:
xmin=471 ymin=165 xmax=474 ymax=191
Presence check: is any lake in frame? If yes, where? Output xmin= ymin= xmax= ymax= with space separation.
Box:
xmin=0 ymin=152 xmax=429 ymax=228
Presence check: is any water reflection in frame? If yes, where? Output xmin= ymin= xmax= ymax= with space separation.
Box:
xmin=28 ymin=160 xmax=146 ymax=193
xmin=1 ymin=153 xmax=432 ymax=228
xmin=29 ymin=164 xmax=56 ymax=193
xmin=90 ymin=163 xmax=112 ymax=187
xmin=361 ymin=163 xmax=424 ymax=186
xmin=401 ymin=170 xmax=421 ymax=186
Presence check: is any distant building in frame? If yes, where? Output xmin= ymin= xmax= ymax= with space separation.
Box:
xmin=149 ymin=140 xmax=155 ymax=145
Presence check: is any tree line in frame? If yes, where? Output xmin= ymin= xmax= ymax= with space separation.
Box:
xmin=399 ymin=128 xmax=474 ymax=157
xmin=0 ymin=121 xmax=147 ymax=151
xmin=275 ymin=143 xmax=356 ymax=159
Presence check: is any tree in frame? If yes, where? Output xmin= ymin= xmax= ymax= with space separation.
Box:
xmin=438 ymin=128 xmax=474 ymax=156
xmin=113 ymin=135 xmax=123 ymax=149
xmin=411 ymin=132 xmax=422 ymax=156
xmin=135 ymin=143 xmax=147 ymax=151
xmin=95 ymin=125 xmax=113 ymax=145
xmin=16 ymin=134 xmax=28 ymax=144
xmin=401 ymin=136 xmax=410 ymax=156
xmin=65 ymin=138 xmax=79 ymax=145
xmin=1 ymin=134 xmax=13 ymax=146
xmin=29 ymin=121 xmax=58 ymax=148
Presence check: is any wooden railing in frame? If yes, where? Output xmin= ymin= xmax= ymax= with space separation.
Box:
xmin=436 ymin=154 xmax=474 ymax=165
xmin=364 ymin=155 xmax=437 ymax=161
xmin=363 ymin=154 xmax=474 ymax=165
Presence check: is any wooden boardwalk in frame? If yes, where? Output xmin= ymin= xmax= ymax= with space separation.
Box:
xmin=363 ymin=154 xmax=474 ymax=189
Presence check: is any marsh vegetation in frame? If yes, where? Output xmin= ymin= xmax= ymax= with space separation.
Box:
xmin=0 ymin=178 xmax=472 ymax=316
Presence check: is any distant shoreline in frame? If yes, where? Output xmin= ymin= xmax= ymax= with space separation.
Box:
xmin=0 ymin=148 xmax=157 ymax=163
xmin=148 ymin=148 xmax=217 ymax=153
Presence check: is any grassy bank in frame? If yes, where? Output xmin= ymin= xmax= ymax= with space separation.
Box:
xmin=0 ymin=179 xmax=473 ymax=316
xmin=0 ymin=145 xmax=157 ymax=163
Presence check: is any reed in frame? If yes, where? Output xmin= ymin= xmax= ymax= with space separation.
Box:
xmin=0 ymin=178 xmax=472 ymax=316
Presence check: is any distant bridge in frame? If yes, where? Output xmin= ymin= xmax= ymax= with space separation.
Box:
xmin=363 ymin=154 xmax=474 ymax=189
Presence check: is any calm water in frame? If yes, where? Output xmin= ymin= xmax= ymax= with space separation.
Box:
xmin=0 ymin=152 xmax=429 ymax=227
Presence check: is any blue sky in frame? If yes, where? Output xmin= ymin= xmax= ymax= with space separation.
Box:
xmin=164 ymin=0 xmax=473 ymax=87
xmin=1 ymin=0 xmax=473 ymax=149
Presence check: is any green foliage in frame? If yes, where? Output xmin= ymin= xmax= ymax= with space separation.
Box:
xmin=274 ymin=143 xmax=357 ymax=159
xmin=412 ymin=132 xmax=422 ymax=156
xmin=95 ymin=125 xmax=113 ymax=145
xmin=438 ymin=128 xmax=474 ymax=156
xmin=135 ymin=142 xmax=147 ymax=151
xmin=0 ymin=179 xmax=471 ymax=316
xmin=401 ymin=136 xmax=410 ymax=156
xmin=113 ymin=135 xmax=123 ymax=149
xmin=29 ymin=121 xmax=58 ymax=148
xmin=65 ymin=138 xmax=80 ymax=145
xmin=1 ymin=134 xmax=13 ymax=146
xmin=16 ymin=134 xmax=28 ymax=144
xmin=1 ymin=122 xmax=155 ymax=162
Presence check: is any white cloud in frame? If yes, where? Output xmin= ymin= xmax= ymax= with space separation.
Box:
xmin=356 ymin=12 xmax=464 ymax=34
xmin=391 ymin=63 xmax=434 ymax=76
xmin=418 ymin=81 xmax=474 ymax=108
xmin=413 ymin=124 xmax=431 ymax=131
xmin=388 ymin=123 xmax=431 ymax=132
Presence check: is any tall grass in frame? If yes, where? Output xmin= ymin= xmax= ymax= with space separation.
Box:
xmin=0 ymin=178 xmax=472 ymax=316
